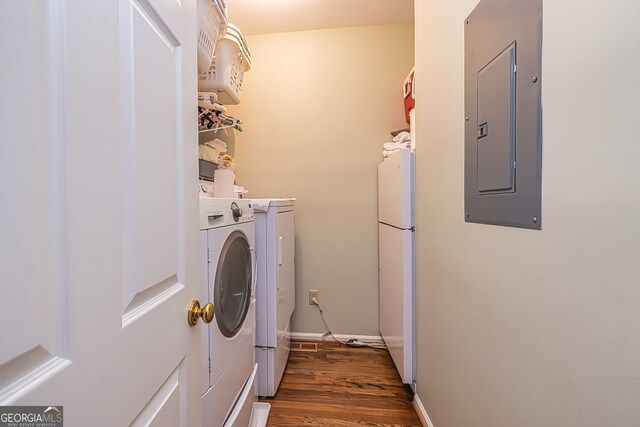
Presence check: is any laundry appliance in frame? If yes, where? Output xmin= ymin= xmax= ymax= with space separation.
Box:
xmin=251 ymin=198 xmax=296 ymax=397
xmin=377 ymin=149 xmax=416 ymax=386
xmin=199 ymin=197 xmax=270 ymax=426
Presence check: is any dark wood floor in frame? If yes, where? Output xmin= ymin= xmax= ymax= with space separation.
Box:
xmin=261 ymin=341 xmax=422 ymax=426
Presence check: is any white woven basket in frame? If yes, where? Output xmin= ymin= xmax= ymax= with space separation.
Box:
xmin=198 ymin=23 xmax=251 ymax=105
xmin=196 ymin=0 xmax=227 ymax=75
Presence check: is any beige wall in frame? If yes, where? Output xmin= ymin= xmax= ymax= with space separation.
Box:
xmin=227 ymin=24 xmax=414 ymax=335
xmin=415 ymin=0 xmax=640 ymax=426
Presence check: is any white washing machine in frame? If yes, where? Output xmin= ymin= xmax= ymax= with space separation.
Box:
xmin=251 ymin=198 xmax=296 ymax=397
xmin=199 ymin=197 xmax=270 ymax=427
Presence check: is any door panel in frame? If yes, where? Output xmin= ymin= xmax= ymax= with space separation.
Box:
xmin=131 ymin=361 xmax=185 ymax=427
xmin=0 ymin=0 xmax=201 ymax=424
xmin=276 ymin=211 xmax=295 ymax=341
xmin=0 ymin=1 xmax=70 ymax=403
xmin=121 ymin=0 xmax=181 ymax=318
xmin=477 ymin=43 xmax=516 ymax=193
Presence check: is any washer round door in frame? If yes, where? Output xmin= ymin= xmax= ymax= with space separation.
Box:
xmin=214 ymin=230 xmax=252 ymax=338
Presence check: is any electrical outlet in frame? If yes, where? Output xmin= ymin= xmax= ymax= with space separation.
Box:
xmin=309 ymin=290 xmax=319 ymax=305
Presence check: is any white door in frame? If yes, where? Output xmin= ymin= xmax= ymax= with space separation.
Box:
xmin=0 ymin=0 xmax=201 ymax=425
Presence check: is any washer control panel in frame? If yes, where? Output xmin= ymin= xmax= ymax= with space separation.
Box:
xmin=231 ymin=201 xmax=254 ymax=223
xmin=199 ymin=198 xmax=254 ymax=230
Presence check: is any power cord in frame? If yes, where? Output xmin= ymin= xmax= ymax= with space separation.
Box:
xmin=311 ymin=297 xmax=387 ymax=350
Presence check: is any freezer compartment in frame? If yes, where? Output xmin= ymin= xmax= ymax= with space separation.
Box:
xmin=378 ymin=222 xmax=415 ymax=384
xmin=377 ymin=149 xmax=414 ymax=229
xmin=255 ymin=321 xmax=291 ymax=397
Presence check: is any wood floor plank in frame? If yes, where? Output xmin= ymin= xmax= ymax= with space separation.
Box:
xmin=261 ymin=341 xmax=422 ymax=426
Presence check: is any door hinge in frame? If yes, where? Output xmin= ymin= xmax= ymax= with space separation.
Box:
xmin=208 ymin=356 xmax=211 ymax=374
xmin=207 ymin=247 xmax=210 ymax=264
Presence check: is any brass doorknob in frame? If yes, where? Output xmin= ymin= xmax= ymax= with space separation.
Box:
xmin=188 ymin=300 xmax=215 ymax=326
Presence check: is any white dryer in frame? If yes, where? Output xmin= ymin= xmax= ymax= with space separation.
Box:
xmin=199 ymin=197 xmax=270 ymax=426
xmin=251 ymin=198 xmax=296 ymax=397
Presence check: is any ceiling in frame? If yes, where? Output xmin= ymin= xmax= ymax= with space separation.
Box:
xmin=226 ymin=0 xmax=414 ymax=36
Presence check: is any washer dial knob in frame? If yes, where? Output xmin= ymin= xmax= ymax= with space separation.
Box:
xmin=231 ymin=202 xmax=242 ymax=222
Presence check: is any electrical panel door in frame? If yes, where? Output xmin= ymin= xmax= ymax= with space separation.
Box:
xmin=464 ymin=0 xmax=542 ymax=229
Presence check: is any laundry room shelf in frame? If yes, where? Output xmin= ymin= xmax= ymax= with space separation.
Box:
xmin=198 ymin=103 xmax=243 ymax=134
xmin=198 ymin=122 xmax=243 ymax=134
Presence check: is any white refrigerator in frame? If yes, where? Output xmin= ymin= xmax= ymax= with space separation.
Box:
xmin=377 ymin=148 xmax=415 ymax=386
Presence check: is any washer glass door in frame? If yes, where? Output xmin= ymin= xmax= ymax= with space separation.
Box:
xmin=214 ymin=230 xmax=252 ymax=338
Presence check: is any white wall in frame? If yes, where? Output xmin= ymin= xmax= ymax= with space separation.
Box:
xmin=227 ymin=24 xmax=414 ymax=336
xmin=414 ymin=0 xmax=640 ymax=425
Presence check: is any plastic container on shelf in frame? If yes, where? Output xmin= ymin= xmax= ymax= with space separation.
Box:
xmin=213 ymin=169 xmax=235 ymax=198
xmin=196 ymin=0 xmax=228 ymax=75
xmin=198 ymin=23 xmax=251 ymax=105
xmin=403 ymin=66 xmax=415 ymax=124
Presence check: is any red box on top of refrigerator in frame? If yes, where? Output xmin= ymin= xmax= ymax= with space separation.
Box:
xmin=403 ymin=67 xmax=415 ymax=124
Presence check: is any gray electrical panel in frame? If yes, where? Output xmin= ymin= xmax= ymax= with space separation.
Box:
xmin=464 ymin=0 xmax=542 ymax=229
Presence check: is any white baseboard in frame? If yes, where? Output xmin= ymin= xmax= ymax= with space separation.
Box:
xmin=289 ymin=332 xmax=384 ymax=343
xmin=413 ymin=393 xmax=434 ymax=427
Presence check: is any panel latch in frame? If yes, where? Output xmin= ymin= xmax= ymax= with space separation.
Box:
xmin=478 ymin=122 xmax=489 ymax=139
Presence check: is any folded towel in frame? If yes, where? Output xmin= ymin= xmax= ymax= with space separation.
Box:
xmin=383 ymin=149 xmax=401 ymax=158
xmin=205 ymin=138 xmax=227 ymax=152
xmin=393 ymin=131 xmax=411 ymax=143
xmin=198 ymin=144 xmax=219 ymax=163
xmin=383 ymin=141 xmax=410 ymax=151
xmin=251 ymin=199 xmax=271 ymax=213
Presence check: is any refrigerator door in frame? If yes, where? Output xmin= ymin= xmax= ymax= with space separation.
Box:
xmin=378 ymin=222 xmax=415 ymax=384
xmin=378 ymin=149 xmax=414 ymax=229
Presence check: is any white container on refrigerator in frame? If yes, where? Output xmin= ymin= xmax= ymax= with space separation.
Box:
xmin=252 ymin=198 xmax=296 ymax=397
xmin=377 ymin=149 xmax=416 ymax=386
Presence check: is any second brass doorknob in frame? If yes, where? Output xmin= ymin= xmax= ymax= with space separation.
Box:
xmin=188 ymin=300 xmax=215 ymax=326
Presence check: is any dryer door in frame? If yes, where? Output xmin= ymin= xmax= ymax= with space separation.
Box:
xmin=215 ymin=230 xmax=252 ymax=338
